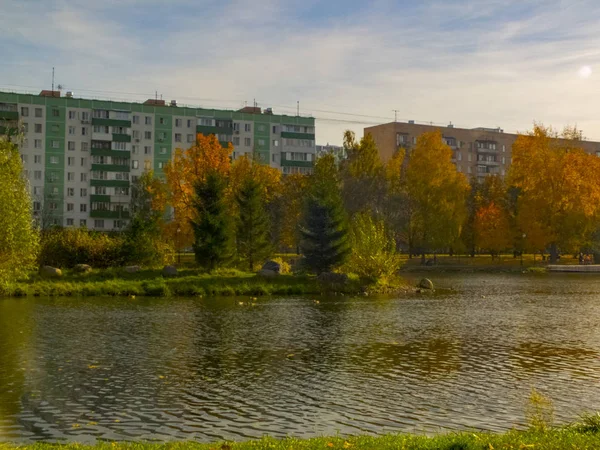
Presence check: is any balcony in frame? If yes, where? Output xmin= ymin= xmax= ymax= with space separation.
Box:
xmin=92 ymin=118 xmax=132 ymax=128
xmin=476 ymin=159 xmax=500 ymax=166
xmin=281 ymin=131 xmax=315 ymax=140
xmin=0 ymin=110 xmax=18 ymax=121
xmin=91 ymin=163 xmax=131 ymax=173
xmin=92 ymin=131 xmax=112 ymax=142
xmin=112 ymin=133 xmax=132 ymax=143
xmin=90 ymin=179 xmax=130 ymax=188
xmin=91 ymin=148 xmax=130 ymax=158
xmin=197 ymin=125 xmax=232 ymax=136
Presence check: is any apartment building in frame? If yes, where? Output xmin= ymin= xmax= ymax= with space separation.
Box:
xmin=0 ymin=90 xmax=316 ymax=231
xmin=365 ymin=121 xmax=600 ymax=179
xmin=316 ymin=144 xmax=346 ymax=164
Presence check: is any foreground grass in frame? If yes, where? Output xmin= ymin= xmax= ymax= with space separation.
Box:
xmin=3 ymin=268 xmax=409 ymax=298
xmin=3 ymin=428 xmax=600 ymax=450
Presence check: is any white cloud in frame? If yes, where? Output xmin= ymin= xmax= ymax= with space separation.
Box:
xmin=2 ymin=0 xmax=600 ymax=144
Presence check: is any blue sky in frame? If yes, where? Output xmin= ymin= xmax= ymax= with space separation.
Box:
xmin=1 ymin=0 xmax=600 ymax=144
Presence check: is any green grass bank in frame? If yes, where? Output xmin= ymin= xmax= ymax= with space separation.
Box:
xmin=3 ymin=427 xmax=600 ymax=450
xmin=2 ymin=268 xmax=410 ymax=298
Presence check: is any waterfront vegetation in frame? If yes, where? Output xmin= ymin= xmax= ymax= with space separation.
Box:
xmin=3 ymin=424 xmax=600 ymax=449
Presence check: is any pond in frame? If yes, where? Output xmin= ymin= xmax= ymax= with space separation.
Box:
xmin=2 ymin=273 xmax=600 ymax=443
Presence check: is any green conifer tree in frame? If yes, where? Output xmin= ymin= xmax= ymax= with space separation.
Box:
xmin=190 ymin=172 xmax=233 ymax=271
xmin=236 ymin=178 xmax=272 ymax=271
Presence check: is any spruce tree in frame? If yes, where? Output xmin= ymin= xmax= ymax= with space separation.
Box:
xmin=190 ymin=172 xmax=233 ymax=271
xmin=300 ymin=154 xmax=349 ymax=274
xmin=236 ymin=178 xmax=272 ymax=271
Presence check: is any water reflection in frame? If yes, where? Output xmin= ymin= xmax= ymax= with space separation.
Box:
xmin=3 ymin=274 xmax=600 ymax=442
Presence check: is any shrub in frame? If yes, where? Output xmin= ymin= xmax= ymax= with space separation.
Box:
xmin=142 ymin=280 xmax=170 ymax=297
xmin=526 ymin=388 xmax=554 ymax=431
xmin=271 ymin=257 xmax=291 ymax=274
xmin=344 ymin=212 xmax=403 ymax=281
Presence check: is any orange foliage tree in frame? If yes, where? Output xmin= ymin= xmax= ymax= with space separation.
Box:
xmin=474 ymin=201 xmax=512 ymax=258
xmin=163 ymin=134 xmax=233 ymax=248
xmin=508 ymin=124 xmax=600 ymax=262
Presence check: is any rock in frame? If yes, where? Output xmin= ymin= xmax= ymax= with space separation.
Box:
xmin=73 ymin=264 xmax=92 ymax=273
xmin=40 ymin=266 xmax=62 ymax=278
xmin=258 ymin=269 xmax=278 ymax=277
xmin=418 ymin=278 xmax=434 ymax=290
xmin=162 ymin=265 xmax=177 ymax=277
xmin=125 ymin=265 xmax=141 ymax=273
xmin=261 ymin=260 xmax=281 ymax=274
xmin=317 ymin=272 xmax=349 ymax=284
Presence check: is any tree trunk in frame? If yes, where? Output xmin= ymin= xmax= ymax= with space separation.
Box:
xmin=549 ymin=243 xmax=559 ymax=264
xmin=421 ymin=252 xmax=426 ymax=264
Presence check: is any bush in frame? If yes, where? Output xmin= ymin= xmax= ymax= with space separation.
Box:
xmin=344 ymin=213 xmax=403 ymax=281
xmin=39 ymin=228 xmax=125 ymax=269
xmin=142 ymin=280 xmax=170 ymax=297
xmin=271 ymin=257 xmax=291 ymax=274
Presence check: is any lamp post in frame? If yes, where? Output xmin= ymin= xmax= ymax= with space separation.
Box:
xmin=176 ymin=227 xmax=181 ymax=264
xmin=521 ymin=233 xmax=526 ymax=267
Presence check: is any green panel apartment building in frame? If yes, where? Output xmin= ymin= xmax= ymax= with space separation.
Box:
xmin=0 ymin=90 xmax=316 ymax=231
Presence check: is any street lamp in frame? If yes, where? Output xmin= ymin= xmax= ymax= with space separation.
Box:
xmin=521 ymin=233 xmax=526 ymax=267
xmin=176 ymin=227 xmax=181 ymax=264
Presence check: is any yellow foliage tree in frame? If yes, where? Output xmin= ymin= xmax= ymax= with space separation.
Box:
xmin=278 ymin=173 xmax=309 ymax=251
xmin=508 ymin=124 xmax=600 ymax=262
xmin=405 ymin=131 xmax=470 ymax=260
xmin=228 ymin=153 xmax=281 ymax=207
xmin=474 ymin=201 xmax=512 ymax=258
xmin=163 ymin=134 xmax=233 ymax=247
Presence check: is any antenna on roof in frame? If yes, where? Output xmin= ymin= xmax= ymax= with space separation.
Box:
xmin=52 ymin=67 xmax=55 ymax=92
xmin=297 ymin=101 xmax=300 ymax=117
xmin=392 ymin=109 xmax=399 ymax=122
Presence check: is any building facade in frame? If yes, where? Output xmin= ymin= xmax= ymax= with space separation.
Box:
xmin=365 ymin=121 xmax=600 ymax=180
xmin=0 ymin=90 xmax=316 ymax=231
xmin=315 ymin=144 xmax=346 ymax=164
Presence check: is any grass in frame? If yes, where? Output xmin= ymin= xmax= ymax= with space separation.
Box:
xmin=3 ymin=427 xmax=600 ymax=450
xmin=1 ymin=267 xmax=408 ymax=298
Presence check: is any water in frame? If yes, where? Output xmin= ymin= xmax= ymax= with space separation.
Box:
xmin=2 ymin=273 xmax=600 ymax=443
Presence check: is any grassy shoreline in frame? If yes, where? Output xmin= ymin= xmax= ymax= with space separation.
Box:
xmin=2 ymin=268 xmax=411 ymax=298
xmin=2 ymin=428 xmax=600 ymax=449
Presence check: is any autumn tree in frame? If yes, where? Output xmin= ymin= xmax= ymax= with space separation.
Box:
xmin=474 ymin=202 xmax=512 ymax=258
xmin=382 ymin=148 xmax=412 ymax=251
xmin=236 ymin=178 xmax=273 ymax=271
xmin=300 ymin=154 xmax=349 ymax=274
xmin=340 ymin=131 xmax=386 ymax=216
xmin=164 ymin=134 xmax=233 ymax=249
xmin=0 ymin=139 xmax=39 ymax=287
xmin=190 ymin=171 xmax=234 ymax=271
xmin=276 ymin=173 xmax=309 ymax=252
xmin=508 ymin=124 xmax=600 ymax=262
xmin=405 ymin=131 xmax=470 ymax=262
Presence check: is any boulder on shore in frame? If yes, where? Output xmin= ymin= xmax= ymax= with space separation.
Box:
xmin=318 ymin=272 xmax=349 ymax=284
xmin=418 ymin=278 xmax=434 ymax=290
xmin=40 ymin=266 xmax=62 ymax=278
xmin=261 ymin=260 xmax=281 ymax=274
xmin=258 ymin=269 xmax=278 ymax=277
xmin=74 ymin=264 xmax=92 ymax=273
xmin=162 ymin=265 xmax=178 ymax=277
xmin=125 ymin=265 xmax=141 ymax=273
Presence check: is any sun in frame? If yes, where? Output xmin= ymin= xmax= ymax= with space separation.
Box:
xmin=578 ymin=66 xmax=593 ymax=79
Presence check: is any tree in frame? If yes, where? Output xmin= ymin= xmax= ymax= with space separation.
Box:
xmin=122 ymin=171 xmax=173 ymax=266
xmin=0 ymin=139 xmax=39 ymax=287
xmin=190 ymin=171 xmax=233 ymax=271
xmin=405 ymin=131 xmax=470 ymax=261
xmin=276 ymin=173 xmax=309 ymax=252
xmin=300 ymin=154 xmax=349 ymax=274
xmin=508 ymin=124 xmax=600 ymax=262
xmin=164 ymin=134 xmax=233 ymax=249
xmin=474 ymin=202 xmax=513 ymax=258
xmin=236 ymin=178 xmax=273 ymax=271
xmin=345 ymin=212 xmax=402 ymax=280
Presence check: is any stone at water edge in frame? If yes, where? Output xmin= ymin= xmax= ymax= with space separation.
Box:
xmin=125 ymin=265 xmax=141 ymax=273
xmin=162 ymin=265 xmax=177 ymax=277
xmin=418 ymin=278 xmax=434 ymax=290
xmin=40 ymin=266 xmax=62 ymax=278
xmin=261 ymin=260 xmax=281 ymax=274
xmin=73 ymin=264 xmax=92 ymax=273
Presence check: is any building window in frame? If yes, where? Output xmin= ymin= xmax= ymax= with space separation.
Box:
xmin=94 ymin=220 xmax=104 ymax=229
xmin=258 ymin=125 xmax=265 ymax=132
xmin=258 ymin=139 xmax=265 ymax=146
xmin=132 ymin=130 xmax=140 ymax=139
xmin=132 ymin=160 xmax=139 ymax=169
xmin=175 ymin=133 xmax=181 ymax=142
xmin=34 ymin=155 xmax=41 ymax=164
xmin=21 ymin=107 xmax=29 ymax=117
xmin=80 ymin=219 xmax=86 ymax=227
xmin=144 ymin=160 xmax=151 ymax=170
xmin=81 ymin=142 xmax=89 ymax=151
xmin=80 ymin=188 xmax=87 ymax=197
xmin=187 ymin=134 xmax=194 ymax=143
xmin=67 ymin=157 xmax=75 ymax=166
xmin=272 ymin=125 xmax=278 ymax=134
xmin=68 ymin=111 xmax=76 ymax=120
xmin=67 ymin=172 xmax=75 ymax=181
xmin=145 ymin=116 xmax=152 ymax=125
xmin=51 ymin=124 xmax=60 ymax=133
xmin=67 ymin=188 xmax=74 ymax=196
xmin=82 ymin=127 xmax=88 ymax=136
xmin=81 ymin=157 xmax=87 ymax=166
xmin=132 ymin=145 xmax=139 ymax=154
xmin=35 ymin=108 xmax=43 ymax=118
xmin=158 ymin=162 xmax=164 ymax=169
xmin=34 ymin=170 xmax=42 ymax=180
xmin=160 ymin=147 xmax=167 ymax=154
xmin=33 ymin=186 xmax=42 ymax=195
xmin=67 ymin=203 xmax=74 ymax=212
xmin=68 ymin=141 xmax=75 ymax=151
xmin=159 ymin=117 xmax=165 ymax=125
xmin=144 ymin=131 xmax=152 ymax=139
xmin=51 ymin=140 xmax=59 ymax=149
xmin=66 ymin=218 xmax=74 ymax=226
xmin=52 ymin=108 xmax=59 ymax=117
xmin=144 ymin=146 xmax=151 ymax=154
xmin=34 ymin=123 xmax=42 ymax=133
xmin=81 ymin=111 xmax=90 ymax=121
xmin=244 ymin=137 xmax=251 ymax=146
xmin=34 ymin=139 xmax=42 ymax=149
xmin=81 ymin=173 xmax=87 ymax=182
xmin=175 ymin=118 xmax=182 ymax=127
xmin=133 ymin=115 xmax=139 ymax=124
xmin=50 ymin=156 xmax=59 ymax=164
xmin=233 ymin=137 xmax=240 ymax=146
xmin=244 ymin=124 xmax=251 ymax=132
xmin=80 ymin=204 xmax=87 ymax=212
xmin=273 ymin=139 xmax=279 ymax=147
xmin=187 ymin=119 xmax=193 ymax=128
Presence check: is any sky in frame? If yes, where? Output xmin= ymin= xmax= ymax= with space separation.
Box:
xmin=1 ymin=0 xmax=600 ymax=145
